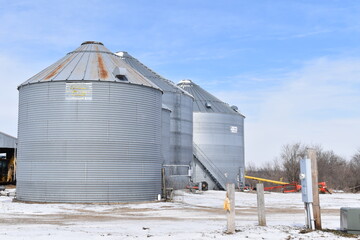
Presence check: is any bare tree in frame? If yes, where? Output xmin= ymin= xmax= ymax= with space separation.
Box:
xmin=246 ymin=144 xmax=360 ymax=192
xmin=348 ymin=149 xmax=360 ymax=192
xmin=353 ymin=149 xmax=360 ymax=161
xmin=281 ymin=143 xmax=307 ymax=182
xmin=316 ymin=149 xmax=348 ymax=190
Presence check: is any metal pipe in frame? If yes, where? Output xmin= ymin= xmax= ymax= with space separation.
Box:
xmin=245 ymin=175 xmax=289 ymax=185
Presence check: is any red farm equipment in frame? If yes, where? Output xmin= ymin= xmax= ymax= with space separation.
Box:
xmin=245 ymin=176 xmax=331 ymax=194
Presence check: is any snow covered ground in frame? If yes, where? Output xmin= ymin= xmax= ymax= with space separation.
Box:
xmin=0 ymin=189 xmax=359 ymax=239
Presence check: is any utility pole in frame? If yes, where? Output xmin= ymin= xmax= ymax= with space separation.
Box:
xmin=308 ymin=148 xmax=322 ymax=230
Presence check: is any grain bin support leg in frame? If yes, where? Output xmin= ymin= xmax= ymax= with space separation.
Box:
xmin=161 ymin=168 xmax=166 ymax=199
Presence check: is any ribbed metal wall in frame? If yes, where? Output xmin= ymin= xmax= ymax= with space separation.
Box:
xmin=116 ymin=52 xmax=193 ymax=189
xmin=0 ymin=132 xmax=17 ymax=148
xmin=192 ymin=161 xmax=217 ymax=190
xmin=193 ymin=113 xmax=244 ymax=186
xmin=161 ymin=105 xmax=171 ymax=164
xmin=164 ymin=92 xmax=193 ymax=165
xmin=163 ymin=92 xmax=193 ymax=189
xmin=178 ymin=80 xmax=245 ymax=189
xmin=17 ymin=81 xmax=162 ymax=203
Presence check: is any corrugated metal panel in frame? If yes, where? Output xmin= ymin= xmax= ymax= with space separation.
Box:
xmin=161 ymin=105 xmax=171 ymax=164
xmin=193 ymin=112 xmax=245 ymax=186
xmin=20 ymin=42 xmax=161 ymax=91
xmin=116 ymin=52 xmax=192 ymax=97
xmin=177 ymin=79 xmax=245 ymax=188
xmin=192 ymin=159 xmax=217 ymax=190
xmin=0 ymin=132 xmax=17 ymax=148
xmin=116 ymin=52 xmax=194 ymax=189
xmin=17 ymin=81 xmax=162 ymax=203
xmin=177 ymin=79 xmax=245 ymax=116
xmin=162 ymin=104 xmax=171 ymax=112
xmin=163 ymin=92 xmax=193 ymax=189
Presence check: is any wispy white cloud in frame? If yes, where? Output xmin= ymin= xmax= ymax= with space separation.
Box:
xmin=0 ymin=52 xmax=48 ymax=136
xmin=276 ymin=29 xmax=334 ymax=40
xmin=214 ymin=57 xmax=360 ymax=166
xmin=1 ymin=0 xmax=360 ymax=160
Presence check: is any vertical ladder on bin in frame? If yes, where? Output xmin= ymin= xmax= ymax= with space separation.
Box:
xmin=193 ymin=143 xmax=227 ymax=190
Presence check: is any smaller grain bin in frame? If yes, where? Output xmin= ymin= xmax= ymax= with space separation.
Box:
xmin=116 ymin=52 xmax=194 ymax=190
xmin=178 ymin=80 xmax=245 ymax=190
xmin=17 ymin=41 xmax=163 ymax=203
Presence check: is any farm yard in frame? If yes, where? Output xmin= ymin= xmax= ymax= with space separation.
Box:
xmin=1 ymin=189 xmax=359 ymax=240
xmin=1 ymin=2 xmax=360 ymax=240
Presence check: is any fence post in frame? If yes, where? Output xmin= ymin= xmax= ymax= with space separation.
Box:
xmin=256 ymin=183 xmax=266 ymax=226
xmin=308 ymin=148 xmax=322 ymax=230
xmin=226 ymin=183 xmax=235 ymax=233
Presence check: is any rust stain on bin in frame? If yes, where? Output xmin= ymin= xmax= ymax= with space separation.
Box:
xmin=95 ymin=45 xmax=108 ymax=79
xmin=44 ymin=58 xmax=71 ymax=80
xmin=97 ymin=54 xmax=108 ymax=79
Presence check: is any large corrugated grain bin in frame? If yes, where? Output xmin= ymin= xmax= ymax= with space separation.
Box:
xmin=17 ymin=41 xmax=163 ymax=203
xmin=178 ymin=80 xmax=245 ymax=190
xmin=116 ymin=52 xmax=194 ymax=189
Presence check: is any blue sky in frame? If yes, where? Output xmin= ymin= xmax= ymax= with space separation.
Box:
xmin=1 ymin=0 xmax=360 ymax=165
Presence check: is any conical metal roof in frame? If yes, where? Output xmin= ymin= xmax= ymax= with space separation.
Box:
xmin=19 ymin=41 xmax=161 ymax=90
xmin=115 ymin=51 xmax=192 ymax=97
xmin=177 ymin=79 xmax=244 ymax=116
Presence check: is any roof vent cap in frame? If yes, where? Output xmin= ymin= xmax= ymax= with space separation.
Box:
xmin=205 ymin=102 xmax=212 ymax=108
xmin=231 ymin=105 xmax=238 ymax=112
xmin=179 ymin=79 xmax=192 ymax=84
xmin=115 ymin=51 xmax=128 ymax=57
xmin=113 ymin=67 xmax=128 ymax=81
xmin=81 ymin=41 xmax=104 ymax=46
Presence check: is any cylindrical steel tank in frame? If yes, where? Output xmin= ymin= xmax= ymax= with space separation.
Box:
xmin=17 ymin=41 xmax=163 ymax=203
xmin=177 ymin=80 xmax=245 ymax=189
xmin=161 ymin=104 xmax=171 ymax=164
xmin=116 ymin=52 xmax=193 ymax=189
